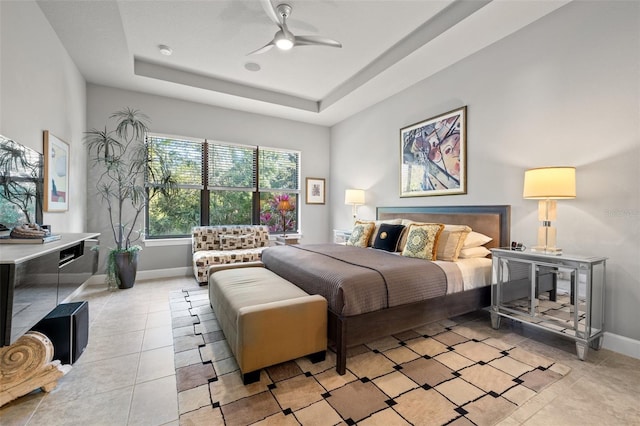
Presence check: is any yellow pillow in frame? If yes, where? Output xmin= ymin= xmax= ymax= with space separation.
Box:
xmin=402 ymin=223 xmax=445 ymax=260
xmin=346 ymin=221 xmax=375 ymax=248
xmin=436 ymin=225 xmax=472 ymax=261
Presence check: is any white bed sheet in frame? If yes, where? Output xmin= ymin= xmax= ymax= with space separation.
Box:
xmin=383 ymin=249 xmax=492 ymax=295
xmin=435 ymin=257 xmax=492 ymax=294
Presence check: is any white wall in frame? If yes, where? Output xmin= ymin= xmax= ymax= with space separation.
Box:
xmin=331 ymin=1 xmax=640 ymax=345
xmin=0 ymin=1 xmax=87 ymax=232
xmin=86 ymin=84 xmax=331 ymax=272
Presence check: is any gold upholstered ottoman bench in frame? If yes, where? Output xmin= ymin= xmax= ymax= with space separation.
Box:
xmin=208 ymin=262 xmax=327 ymax=384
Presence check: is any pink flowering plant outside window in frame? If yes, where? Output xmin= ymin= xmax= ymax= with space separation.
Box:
xmin=260 ymin=193 xmax=297 ymax=234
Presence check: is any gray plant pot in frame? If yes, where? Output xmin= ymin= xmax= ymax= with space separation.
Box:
xmin=114 ymin=251 xmax=138 ymax=289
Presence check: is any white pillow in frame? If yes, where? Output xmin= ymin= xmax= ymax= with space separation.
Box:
xmin=458 ymin=246 xmax=491 ymax=259
xmin=400 ymin=219 xmax=417 ymax=227
xmin=462 ymin=231 xmax=492 ymax=249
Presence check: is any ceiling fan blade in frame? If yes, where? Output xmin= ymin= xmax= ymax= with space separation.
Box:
xmin=294 ymin=35 xmax=342 ymax=48
xmin=259 ymin=0 xmax=282 ymax=27
xmin=248 ymin=41 xmax=275 ymax=55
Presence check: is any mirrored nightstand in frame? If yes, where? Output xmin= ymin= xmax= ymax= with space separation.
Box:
xmin=490 ymin=248 xmax=607 ymax=360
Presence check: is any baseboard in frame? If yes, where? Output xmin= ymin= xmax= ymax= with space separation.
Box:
xmin=85 ymin=267 xmax=193 ymax=288
xmin=136 ymin=267 xmax=193 ymax=280
xmin=603 ymin=332 xmax=640 ymax=360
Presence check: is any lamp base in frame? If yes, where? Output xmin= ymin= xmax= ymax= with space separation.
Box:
xmin=534 ymin=223 xmax=561 ymax=255
xmin=531 ymin=245 xmax=563 ymax=255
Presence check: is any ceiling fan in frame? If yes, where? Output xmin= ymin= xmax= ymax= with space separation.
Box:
xmin=249 ymin=0 xmax=342 ymax=55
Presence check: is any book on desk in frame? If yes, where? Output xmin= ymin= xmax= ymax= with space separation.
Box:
xmin=0 ymin=234 xmax=62 ymax=244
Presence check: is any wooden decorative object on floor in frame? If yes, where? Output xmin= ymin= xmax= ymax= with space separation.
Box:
xmin=0 ymin=331 xmax=71 ymax=407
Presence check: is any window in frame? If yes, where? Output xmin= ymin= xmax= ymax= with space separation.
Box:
xmin=145 ymin=134 xmax=300 ymax=238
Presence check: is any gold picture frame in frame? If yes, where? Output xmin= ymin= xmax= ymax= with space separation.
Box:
xmin=400 ymin=106 xmax=467 ymax=197
xmin=305 ymin=177 xmax=325 ymax=205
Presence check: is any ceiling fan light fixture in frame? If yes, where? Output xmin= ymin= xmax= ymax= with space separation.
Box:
xmin=249 ymin=1 xmax=341 ymax=55
xmin=275 ymin=38 xmax=294 ymax=50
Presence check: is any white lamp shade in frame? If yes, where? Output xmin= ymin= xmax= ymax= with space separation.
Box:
xmin=523 ymin=167 xmax=576 ymax=199
xmin=345 ymin=189 xmax=365 ymax=205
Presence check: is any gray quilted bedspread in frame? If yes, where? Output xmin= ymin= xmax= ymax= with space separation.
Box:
xmin=261 ymin=244 xmax=447 ymax=317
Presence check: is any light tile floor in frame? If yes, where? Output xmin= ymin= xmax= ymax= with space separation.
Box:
xmin=1 ymin=276 xmax=639 ymax=425
xmin=1 ymin=276 xmax=187 ymax=426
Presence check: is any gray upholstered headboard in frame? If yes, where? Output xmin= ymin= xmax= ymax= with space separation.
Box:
xmin=376 ymin=205 xmax=510 ymax=249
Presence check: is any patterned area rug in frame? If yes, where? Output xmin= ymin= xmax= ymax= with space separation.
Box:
xmin=170 ymin=287 xmax=570 ymax=426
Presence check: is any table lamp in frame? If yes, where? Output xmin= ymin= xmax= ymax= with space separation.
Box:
xmin=277 ymin=199 xmax=294 ymax=237
xmin=344 ymin=189 xmax=365 ymax=222
xmin=523 ymin=166 xmax=576 ymax=254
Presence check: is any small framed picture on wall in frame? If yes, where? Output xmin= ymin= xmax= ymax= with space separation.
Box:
xmin=305 ymin=177 xmax=325 ymax=205
xmin=43 ymin=131 xmax=69 ymax=212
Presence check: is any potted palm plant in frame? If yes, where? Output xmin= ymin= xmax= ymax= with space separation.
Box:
xmin=85 ymin=108 xmax=174 ymax=290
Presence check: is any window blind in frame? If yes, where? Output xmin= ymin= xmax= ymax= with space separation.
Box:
xmin=146 ymin=135 xmax=203 ymax=188
xmin=258 ymin=148 xmax=300 ymax=192
xmin=208 ymin=142 xmax=257 ymax=190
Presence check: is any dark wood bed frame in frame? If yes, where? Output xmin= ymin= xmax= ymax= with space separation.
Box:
xmin=328 ymin=205 xmax=511 ymax=375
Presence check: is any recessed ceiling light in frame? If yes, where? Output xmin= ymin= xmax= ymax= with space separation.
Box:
xmin=244 ymin=62 xmax=261 ymax=72
xmin=158 ymin=45 xmax=173 ymax=56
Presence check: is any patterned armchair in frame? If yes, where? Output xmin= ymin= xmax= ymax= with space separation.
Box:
xmin=192 ymin=225 xmax=270 ymax=284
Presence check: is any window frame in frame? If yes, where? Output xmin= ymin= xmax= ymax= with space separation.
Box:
xmin=144 ymin=133 xmax=300 ymax=239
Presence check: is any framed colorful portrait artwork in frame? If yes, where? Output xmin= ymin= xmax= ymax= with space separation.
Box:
xmin=305 ymin=177 xmax=325 ymax=205
xmin=400 ymin=106 xmax=467 ymax=197
xmin=43 ymin=131 xmax=69 ymax=212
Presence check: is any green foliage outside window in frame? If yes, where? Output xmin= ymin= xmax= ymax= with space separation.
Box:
xmin=145 ymin=136 xmax=299 ymax=238
xmin=148 ymin=189 xmax=200 ymax=236
xmin=209 ymin=191 xmax=252 ymax=225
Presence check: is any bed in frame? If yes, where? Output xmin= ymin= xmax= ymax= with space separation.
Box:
xmin=261 ymin=205 xmax=510 ymax=374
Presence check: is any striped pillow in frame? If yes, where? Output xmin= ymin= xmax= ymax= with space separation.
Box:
xmin=437 ymin=225 xmax=472 ymax=261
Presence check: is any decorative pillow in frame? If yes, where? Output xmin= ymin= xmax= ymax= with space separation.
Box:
xmin=220 ymin=235 xmax=240 ymax=250
xmin=346 ymin=221 xmax=375 ymax=248
xmin=238 ymin=234 xmax=256 ymax=249
xmin=401 ymin=223 xmax=444 ymax=260
xmin=220 ymin=234 xmax=255 ymax=250
xmin=397 ymin=220 xmax=418 ymax=251
xmin=372 ymin=224 xmax=405 ymax=252
xmin=436 ymin=224 xmax=472 ymax=261
xmin=369 ymin=219 xmax=403 ymax=246
xmin=462 ymin=231 xmax=493 ymax=249
xmin=458 ymin=246 xmax=491 ymax=259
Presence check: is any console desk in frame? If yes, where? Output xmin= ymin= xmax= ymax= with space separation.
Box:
xmin=0 ymin=233 xmax=99 ymax=346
